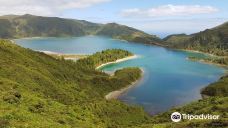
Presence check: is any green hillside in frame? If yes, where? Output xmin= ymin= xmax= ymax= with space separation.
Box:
xmin=0 ymin=15 xmax=228 ymax=127
xmin=0 ymin=40 xmax=149 ymax=128
xmin=0 ymin=39 xmax=228 ymax=128
xmin=0 ymin=14 xmax=86 ymax=38
xmin=163 ymin=22 xmax=228 ymax=56
xmin=163 ymin=34 xmax=192 ymax=46
xmin=0 ymin=19 xmax=15 ymax=38
xmin=0 ymin=14 xmax=160 ymax=44
xmin=201 ymin=75 xmax=228 ymax=97
xmin=96 ymin=23 xmax=161 ymax=44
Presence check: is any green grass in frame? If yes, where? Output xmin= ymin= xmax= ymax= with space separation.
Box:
xmin=0 ymin=14 xmax=161 ymax=44
xmin=145 ymin=97 xmax=228 ymax=128
xmin=0 ymin=39 xmax=227 ymax=128
xmin=201 ymin=75 xmax=228 ymax=97
xmin=0 ymin=40 xmax=148 ymax=127
xmin=162 ymin=22 xmax=228 ymax=56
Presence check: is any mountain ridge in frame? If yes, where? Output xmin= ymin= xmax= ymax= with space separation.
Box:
xmin=162 ymin=22 xmax=228 ymax=56
xmin=0 ymin=14 xmax=161 ymax=44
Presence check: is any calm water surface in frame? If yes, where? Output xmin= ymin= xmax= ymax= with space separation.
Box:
xmin=15 ymin=36 xmax=225 ymax=114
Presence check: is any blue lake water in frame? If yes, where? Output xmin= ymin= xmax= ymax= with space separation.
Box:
xmin=15 ymin=36 xmax=225 ymax=115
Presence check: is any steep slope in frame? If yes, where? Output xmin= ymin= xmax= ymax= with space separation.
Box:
xmin=163 ymin=22 xmax=228 ymax=55
xmin=201 ymin=75 xmax=228 ymax=97
xmin=96 ymin=23 xmax=161 ymax=44
xmin=0 ymin=39 xmax=227 ymax=128
xmin=0 ymin=19 xmax=15 ymax=38
xmin=163 ymin=34 xmax=192 ymax=46
xmin=0 ymin=14 xmax=86 ymax=38
xmin=0 ymin=14 xmax=161 ymax=44
xmin=187 ymin=22 xmax=228 ymax=55
xmin=0 ymin=40 xmax=149 ymax=127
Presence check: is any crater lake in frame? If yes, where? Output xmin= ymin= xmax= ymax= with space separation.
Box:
xmin=15 ymin=36 xmax=225 ymax=115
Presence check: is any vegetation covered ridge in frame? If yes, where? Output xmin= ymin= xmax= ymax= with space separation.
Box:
xmin=0 ymin=14 xmax=161 ymax=44
xmin=162 ymin=22 xmax=228 ymax=56
xmin=201 ymin=75 xmax=228 ymax=97
xmin=0 ymin=39 xmax=149 ymax=128
xmin=76 ymin=49 xmax=133 ymax=69
xmin=188 ymin=56 xmax=228 ymax=67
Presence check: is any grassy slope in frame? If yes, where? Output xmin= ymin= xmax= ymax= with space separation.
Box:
xmin=0 ymin=14 xmax=161 ymax=44
xmin=163 ymin=34 xmax=192 ymax=46
xmin=139 ymin=97 xmax=228 ymax=128
xmin=0 ymin=40 xmax=150 ymax=128
xmin=162 ymin=22 xmax=228 ymax=56
xmin=0 ymin=14 xmax=86 ymax=38
xmin=0 ymin=40 xmax=227 ymax=128
xmin=201 ymin=75 xmax=228 ymax=97
xmin=95 ymin=23 xmax=161 ymax=44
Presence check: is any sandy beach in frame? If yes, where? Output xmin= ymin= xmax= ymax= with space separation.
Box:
xmin=105 ymin=69 xmax=144 ymax=100
xmin=39 ymin=50 xmax=88 ymax=61
xmin=96 ymin=55 xmax=139 ymax=69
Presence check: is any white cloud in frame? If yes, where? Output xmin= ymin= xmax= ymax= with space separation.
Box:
xmin=0 ymin=0 xmax=110 ymax=16
xmin=121 ymin=5 xmax=218 ymax=18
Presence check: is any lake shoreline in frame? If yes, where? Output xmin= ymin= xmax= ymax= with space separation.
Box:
xmin=96 ymin=55 xmax=139 ymax=69
xmin=14 ymin=36 xmax=226 ymax=115
xmin=187 ymin=57 xmax=228 ymax=68
xmin=105 ymin=69 xmax=144 ymax=100
xmin=39 ymin=50 xmax=88 ymax=61
xmin=180 ymin=49 xmax=217 ymax=57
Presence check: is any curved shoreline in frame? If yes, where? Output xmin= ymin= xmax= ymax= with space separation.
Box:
xmin=105 ymin=69 xmax=144 ymax=100
xmin=187 ymin=57 xmax=228 ymax=68
xmin=96 ymin=55 xmax=139 ymax=69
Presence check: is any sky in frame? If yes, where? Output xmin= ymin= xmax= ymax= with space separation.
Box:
xmin=0 ymin=0 xmax=228 ymax=37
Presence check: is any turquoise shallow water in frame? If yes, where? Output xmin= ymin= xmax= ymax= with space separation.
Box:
xmin=15 ymin=36 xmax=225 ymax=115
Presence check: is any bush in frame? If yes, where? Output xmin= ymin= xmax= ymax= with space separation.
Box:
xmin=0 ymin=118 xmax=10 ymax=128
xmin=3 ymin=91 xmax=21 ymax=104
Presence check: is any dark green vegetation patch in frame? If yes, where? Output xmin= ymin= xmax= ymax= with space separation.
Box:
xmin=162 ymin=22 xmax=228 ymax=56
xmin=0 ymin=40 xmax=149 ymax=127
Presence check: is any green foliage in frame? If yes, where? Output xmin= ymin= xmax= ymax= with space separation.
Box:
xmin=188 ymin=56 xmax=228 ymax=66
xmin=76 ymin=49 xmax=133 ymax=69
xmin=0 ymin=40 xmax=149 ymax=127
xmin=95 ymin=23 xmax=161 ymax=44
xmin=0 ymin=15 xmax=161 ymax=44
xmin=163 ymin=22 xmax=228 ymax=56
xmin=0 ymin=33 xmax=228 ymax=127
xmin=163 ymin=34 xmax=191 ymax=46
xmin=0 ymin=19 xmax=15 ymax=38
xmin=188 ymin=55 xmax=228 ymax=97
xmin=146 ymin=97 xmax=228 ymax=128
xmin=0 ymin=14 xmax=85 ymax=38
xmin=201 ymin=75 xmax=228 ymax=97
xmin=3 ymin=91 xmax=21 ymax=104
